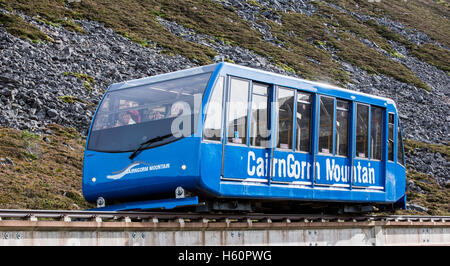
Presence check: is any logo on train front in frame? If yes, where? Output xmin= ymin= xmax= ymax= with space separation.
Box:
xmin=106 ymin=161 xmax=170 ymax=180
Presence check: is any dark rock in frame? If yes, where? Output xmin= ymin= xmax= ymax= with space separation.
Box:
xmin=47 ymin=109 xmax=59 ymax=118
xmin=407 ymin=203 xmax=429 ymax=213
xmin=406 ymin=179 xmax=415 ymax=191
xmin=1 ymin=88 xmax=12 ymax=97
xmin=0 ymin=15 xmax=195 ymax=135
xmin=5 ymin=157 xmax=14 ymax=166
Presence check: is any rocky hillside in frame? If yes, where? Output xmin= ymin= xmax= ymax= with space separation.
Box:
xmin=0 ymin=0 xmax=448 ymax=214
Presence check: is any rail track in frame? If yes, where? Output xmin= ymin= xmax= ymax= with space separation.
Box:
xmin=1 ymin=209 xmax=449 ymax=245
xmin=0 ymin=208 xmax=448 ymax=224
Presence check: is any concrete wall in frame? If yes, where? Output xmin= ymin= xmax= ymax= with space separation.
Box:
xmin=0 ymin=220 xmax=449 ymax=246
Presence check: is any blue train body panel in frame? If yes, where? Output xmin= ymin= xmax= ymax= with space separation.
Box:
xmin=83 ymin=137 xmax=201 ymax=202
xmin=83 ymin=62 xmax=406 ymax=208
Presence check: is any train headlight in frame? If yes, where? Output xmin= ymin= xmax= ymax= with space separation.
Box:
xmin=175 ymin=186 xmax=185 ymax=198
xmin=96 ymin=197 xmax=106 ymax=208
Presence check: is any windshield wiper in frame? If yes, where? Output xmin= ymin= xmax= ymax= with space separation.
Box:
xmin=129 ymin=133 xmax=173 ymax=160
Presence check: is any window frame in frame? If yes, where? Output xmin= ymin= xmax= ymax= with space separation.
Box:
xmin=249 ymin=82 xmax=271 ymax=148
xmin=317 ymin=95 xmax=335 ymax=155
xmin=275 ymin=86 xmax=296 ymax=151
xmin=202 ymin=76 xmax=225 ymax=143
xmin=355 ymin=102 xmax=370 ymax=160
xmin=387 ymin=112 xmax=395 ymax=162
xmin=335 ymin=98 xmax=350 ymax=158
xmin=225 ymin=76 xmax=251 ymax=147
xmin=369 ymin=105 xmax=384 ymax=161
xmin=294 ymin=91 xmax=313 ymax=154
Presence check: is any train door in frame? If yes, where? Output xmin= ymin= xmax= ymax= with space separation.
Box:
xmin=351 ymin=103 xmax=385 ymax=190
xmin=271 ymin=87 xmax=315 ymax=185
xmin=221 ymin=77 xmax=272 ymax=183
xmin=313 ymin=96 xmax=352 ymax=187
xmin=202 ymin=76 xmax=226 ymax=182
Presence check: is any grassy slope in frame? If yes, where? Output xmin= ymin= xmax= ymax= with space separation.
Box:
xmin=0 ymin=12 xmax=53 ymax=43
xmin=402 ymin=139 xmax=450 ymax=215
xmin=0 ymin=0 xmax=448 ymax=213
xmin=0 ymin=0 xmax=439 ymax=89
xmin=0 ymin=125 xmax=94 ymax=210
xmin=328 ymin=0 xmax=450 ymax=47
xmin=404 ymin=168 xmax=449 ymax=216
xmin=328 ymin=0 xmax=450 ymax=75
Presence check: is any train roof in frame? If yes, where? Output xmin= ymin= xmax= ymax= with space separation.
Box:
xmin=108 ymin=64 xmax=217 ymax=92
xmin=107 ymin=62 xmax=395 ymax=106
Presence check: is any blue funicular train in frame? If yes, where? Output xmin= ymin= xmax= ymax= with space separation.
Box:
xmin=83 ymin=62 xmax=406 ymax=213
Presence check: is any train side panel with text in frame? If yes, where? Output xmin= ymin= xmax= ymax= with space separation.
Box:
xmin=82 ymin=63 xmax=406 ymax=211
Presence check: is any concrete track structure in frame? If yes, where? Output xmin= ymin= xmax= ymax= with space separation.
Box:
xmin=0 ymin=210 xmax=448 ymax=246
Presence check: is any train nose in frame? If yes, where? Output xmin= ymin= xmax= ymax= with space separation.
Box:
xmin=82 ymin=137 xmax=201 ymax=203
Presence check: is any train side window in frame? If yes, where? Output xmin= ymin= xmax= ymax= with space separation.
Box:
xmin=277 ymin=87 xmax=294 ymax=150
xmin=203 ymin=76 xmax=224 ymax=142
xmin=336 ymin=100 xmax=349 ymax=156
xmin=370 ymin=106 xmax=383 ymax=160
xmin=388 ymin=113 xmax=394 ymax=161
xmin=296 ymin=92 xmax=312 ymax=152
xmin=397 ymin=121 xmax=405 ymax=165
xmin=250 ymin=83 xmax=271 ymax=147
xmin=355 ymin=104 xmax=369 ymax=158
xmin=227 ymin=78 xmax=250 ymax=145
xmin=318 ymin=96 xmax=334 ymax=154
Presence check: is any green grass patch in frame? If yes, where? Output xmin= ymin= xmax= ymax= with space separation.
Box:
xmin=276 ymin=62 xmax=296 ymax=74
xmin=63 ymin=72 xmax=95 ymax=84
xmin=63 ymin=72 xmax=95 ymax=91
xmin=58 ymin=95 xmax=86 ymax=104
xmin=247 ymin=0 xmax=262 ymax=8
xmin=83 ymin=80 xmax=92 ymax=91
xmin=406 ymin=168 xmax=450 ymax=215
xmin=0 ymin=125 xmax=93 ymax=210
xmin=389 ymin=50 xmax=405 ymax=59
xmin=410 ymin=43 xmax=450 ymax=74
xmin=326 ymin=0 xmax=450 ymax=48
xmin=0 ymin=12 xmax=53 ymax=42
xmin=36 ymin=16 xmax=60 ymax=27
xmin=364 ymin=19 xmax=450 ymax=75
xmin=21 ymin=130 xmax=40 ymax=141
xmin=278 ymin=5 xmax=429 ymax=90
xmin=404 ymin=139 xmax=449 ymax=160
xmin=19 ymin=130 xmax=41 ymax=161
xmin=403 ymin=138 xmax=450 ymax=215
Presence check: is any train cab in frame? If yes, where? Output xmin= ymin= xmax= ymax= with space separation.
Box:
xmin=83 ymin=62 xmax=406 ymax=211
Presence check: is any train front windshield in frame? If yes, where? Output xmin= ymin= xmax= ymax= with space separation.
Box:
xmin=87 ymin=72 xmax=212 ymax=152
